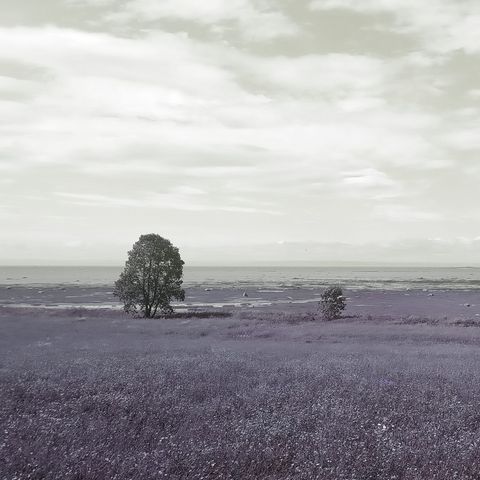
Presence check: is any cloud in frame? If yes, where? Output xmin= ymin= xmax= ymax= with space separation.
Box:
xmin=342 ymin=168 xmax=395 ymax=187
xmin=373 ymin=204 xmax=443 ymax=222
xmin=0 ymin=26 xmax=441 ymax=174
xmin=54 ymin=191 xmax=281 ymax=215
xmin=0 ymin=19 xmax=478 ymax=261
xmin=102 ymin=0 xmax=299 ymax=42
xmin=445 ymin=129 xmax=480 ymax=151
xmin=111 ymin=0 xmax=256 ymax=23
xmin=247 ymin=54 xmax=389 ymax=97
xmin=310 ymin=0 xmax=480 ymax=54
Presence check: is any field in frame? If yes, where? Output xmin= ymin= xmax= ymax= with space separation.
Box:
xmin=2 ymin=304 xmax=480 ymax=479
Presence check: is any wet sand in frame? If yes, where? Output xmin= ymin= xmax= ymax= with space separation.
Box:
xmin=1 ymin=284 xmax=479 ymax=320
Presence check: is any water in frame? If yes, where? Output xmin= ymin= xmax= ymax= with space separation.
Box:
xmin=2 ymin=266 xmax=480 ymax=290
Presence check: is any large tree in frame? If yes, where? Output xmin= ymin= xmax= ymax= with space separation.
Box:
xmin=114 ymin=234 xmax=185 ymax=317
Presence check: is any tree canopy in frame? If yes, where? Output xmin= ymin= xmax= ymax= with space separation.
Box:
xmin=114 ymin=234 xmax=185 ymax=317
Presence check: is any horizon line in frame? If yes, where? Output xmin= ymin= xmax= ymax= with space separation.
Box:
xmin=2 ymin=262 xmax=480 ymax=268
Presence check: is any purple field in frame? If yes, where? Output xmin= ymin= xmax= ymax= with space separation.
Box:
xmin=2 ymin=296 xmax=480 ymax=479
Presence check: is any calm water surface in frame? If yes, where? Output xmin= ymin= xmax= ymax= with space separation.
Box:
xmin=2 ymin=266 xmax=480 ymax=290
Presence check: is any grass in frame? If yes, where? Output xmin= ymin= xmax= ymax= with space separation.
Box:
xmin=2 ymin=307 xmax=480 ymax=479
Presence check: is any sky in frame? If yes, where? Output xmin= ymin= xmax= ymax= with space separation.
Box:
xmin=1 ymin=0 xmax=480 ymax=265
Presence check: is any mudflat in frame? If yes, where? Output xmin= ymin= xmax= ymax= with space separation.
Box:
xmin=1 ymin=284 xmax=480 ymax=318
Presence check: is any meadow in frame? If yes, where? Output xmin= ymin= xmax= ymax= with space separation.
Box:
xmin=1 ymin=305 xmax=480 ymax=479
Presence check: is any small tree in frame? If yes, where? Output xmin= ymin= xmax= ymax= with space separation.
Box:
xmin=320 ymin=285 xmax=346 ymax=320
xmin=114 ymin=234 xmax=185 ymax=317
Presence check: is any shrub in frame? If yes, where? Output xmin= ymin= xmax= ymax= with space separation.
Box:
xmin=320 ymin=285 xmax=346 ymax=320
xmin=114 ymin=233 xmax=185 ymax=317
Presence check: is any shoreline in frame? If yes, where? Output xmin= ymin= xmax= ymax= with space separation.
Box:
xmin=1 ymin=284 xmax=479 ymax=320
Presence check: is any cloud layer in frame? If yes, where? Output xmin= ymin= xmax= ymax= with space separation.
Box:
xmin=0 ymin=0 xmax=479 ymax=263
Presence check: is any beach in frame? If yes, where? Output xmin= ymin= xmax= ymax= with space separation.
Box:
xmin=1 ymin=283 xmax=480 ymax=320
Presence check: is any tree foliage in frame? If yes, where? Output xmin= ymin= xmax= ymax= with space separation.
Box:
xmin=114 ymin=234 xmax=185 ymax=317
xmin=320 ymin=285 xmax=346 ymax=320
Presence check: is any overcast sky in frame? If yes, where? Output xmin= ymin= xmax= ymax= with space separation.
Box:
xmin=1 ymin=0 xmax=480 ymax=265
